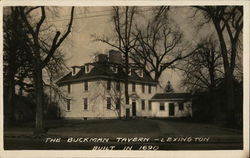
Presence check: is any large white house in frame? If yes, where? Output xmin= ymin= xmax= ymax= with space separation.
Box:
xmin=56 ymin=50 xmax=192 ymax=119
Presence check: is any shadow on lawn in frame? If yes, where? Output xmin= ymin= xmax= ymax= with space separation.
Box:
xmin=47 ymin=118 xmax=161 ymax=134
xmin=5 ymin=117 xmax=243 ymax=137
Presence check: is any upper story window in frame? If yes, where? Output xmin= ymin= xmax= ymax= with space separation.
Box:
xmin=141 ymin=84 xmax=145 ymax=93
xmin=148 ymin=101 xmax=152 ymax=111
xmin=107 ymin=80 xmax=111 ymax=90
xmin=84 ymin=98 xmax=88 ymax=110
xmin=148 ymin=85 xmax=151 ymax=94
xmin=179 ymin=102 xmax=184 ymax=110
xmin=85 ymin=65 xmax=90 ymax=73
xmin=132 ymin=83 xmax=136 ymax=92
xmin=116 ymin=81 xmax=120 ymax=91
xmin=107 ymin=97 xmax=111 ymax=109
xmin=84 ymin=81 xmax=88 ymax=91
xmin=160 ymin=102 xmax=165 ymax=111
xmin=141 ymin=100 xmax=145 ymax=110
xmin=115 ymin=98 xmax=120 ymax=110
xmin=66 ymin=99 xmax=71 ymax=111
xmin=67 ymin=84 xmax=71 ymax=93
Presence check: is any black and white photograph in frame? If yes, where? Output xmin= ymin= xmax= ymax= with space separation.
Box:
xmin=1 ymin=1 xmax=249 ymax=157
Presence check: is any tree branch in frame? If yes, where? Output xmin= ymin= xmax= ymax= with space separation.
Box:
xmin=42 ymin=7 xmax=74 ymax=68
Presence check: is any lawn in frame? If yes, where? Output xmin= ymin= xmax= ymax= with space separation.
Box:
xmin=158 ymin=119 xmax=242 ymax=136
xmin=4 ymin=118 xmax=243 ymax=150
xmin=5 ymin=118 xmax=242 ymax=138
xmin=48 ymin=119 xmax=161 ymax=137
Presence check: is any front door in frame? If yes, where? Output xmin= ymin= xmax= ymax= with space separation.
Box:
xmin=169 ymin=103 xmax=175 ymax=116
xmin=126 ymin=108 xmax=130 ymax=118
xmin=132 ymin=101 xmax=136 ymax=116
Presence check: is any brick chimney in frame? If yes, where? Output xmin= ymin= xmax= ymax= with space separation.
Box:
xmin=108 ymin=50 xmax=122 ymax=64
xmin=95 ymin=54 xmax=108 ymax=63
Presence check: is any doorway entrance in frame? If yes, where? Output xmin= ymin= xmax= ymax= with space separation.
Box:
xmin=126 ymin=108 xmax=130 ymax=118
xmin=132 ymin=100 xmax=136 ymax=116
xmin=169 ymin=103 xmax=175 ymax=116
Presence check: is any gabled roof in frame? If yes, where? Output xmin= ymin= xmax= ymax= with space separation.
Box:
xmin=151 ymin=93 xmax=191 ymax=101
xmin=56 ymin=62 xmax=157 ymax=86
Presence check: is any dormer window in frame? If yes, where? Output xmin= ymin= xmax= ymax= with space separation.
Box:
xmin=85 ymin=65 xmax=90 ymax=73
xmin=128 ymin=68 xmax=131 ymax=76
xmin=72 ymin=67 xmax=76 ymax=76
xmin=111 ymin=65 xmax=118 ymax=73
xmin=138 ymin=69 xmax=143 ymax=77
xmin=114 ymin=66 xmax=118 ymax=73
xmin=72 ymin=66 xmax=80 ymax=76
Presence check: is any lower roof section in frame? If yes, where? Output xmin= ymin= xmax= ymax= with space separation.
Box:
xmin=150 ymin=93 xmax=191 ymax=102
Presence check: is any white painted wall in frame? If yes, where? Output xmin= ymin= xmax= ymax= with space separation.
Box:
xmin=151 ymin=101 xmax=192 ymax=118
xmin=59 ymin=80 xmax=157 ymax=119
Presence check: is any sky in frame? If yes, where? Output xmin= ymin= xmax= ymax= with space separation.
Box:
xmin=45 ymin=6 xmax=214 ymax=92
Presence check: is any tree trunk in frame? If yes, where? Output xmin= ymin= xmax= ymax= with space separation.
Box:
xmin=5 ymin=50 xmax=17 ymax=125
xmin=33 ymin=59 xmax=45 ymax=135
xmin=209 ymin=86 xmax=218 ymax=123
xmin=208 ymin=63 xmax=219 ymax=122
xmin=125 ymin=51 xmax=129 ymax=105
xmin=5 ymin=70 xmax=15 ymax=125
xmin=225 ymin=70 xmax=235 ymax=125
xmin=154 ymin=71 xmax=161 ymax=82
xmin=213 ymin=20 xmax=235 ymax=125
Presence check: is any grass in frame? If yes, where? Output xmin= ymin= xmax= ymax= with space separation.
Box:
xmin=4 ymin=118 xmax=243 ymax=150
xmin=5 ymin=118 xmax=242 ymax=138
xmin=46 ymin=118 xmax=161 ymax=137
xmin=49 ymin=119 xmax=160 ymax=133
xmin=163 ymin=119 xmax=242 ymax=135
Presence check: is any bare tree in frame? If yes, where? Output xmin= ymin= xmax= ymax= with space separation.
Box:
xmin=180 ymin=37 xmax=223 ymax=121
xmin=44 ymin=48 xmax=69 ymax=105
xmin=18 ymin=6 xmax=75 ymax=135
xmin=3 ymin=7 xmax=33 ymax=123
xmin=181 ymin=37 xmax=223 ymax=91
xmin=96 ymin=7 xmax=137 ymax=106
xmin=97 ymin=80 xmax=124 ymax=119
xmin=194 ymin=6 xmax=243 ymax=124
xmin=130 ymin=7 xmax=193 ymax=81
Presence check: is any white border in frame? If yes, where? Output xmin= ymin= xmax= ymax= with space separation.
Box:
xmin=0 ymin=1 xmax=249 ymax=158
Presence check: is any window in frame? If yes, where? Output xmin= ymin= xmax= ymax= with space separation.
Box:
xmin=84 ymin=81 xmax=88 ymax=91
xmin=85 ymin=65 xmax=90 ymax=73
xmin=116 ymin=81 xmax=120 ymax=91
xmin=141 ymin=100 xmax=145 ymax=110
xmin=128 ymin=68 xmax=131 ymax=76
xmin=72 ymin=67 xmax=76 ymax=75
xmin=142 ymin=84 xmax=145 ymax=93
xmin=67 ymin=84 xmax=71 ymax=93
xmin=179 ymin=102 xmax=184 ymax=110
xmin=139 ymin=69 xmax=143 ymax=77
xmin=115 ymin=98 xmax=120 ymax=110
xmin=107 ymin=80 xmax=111 ymax=90
xmin=84 ymin=98 xmax=88 ymax=110
xmin=160 ymin=102 xmax=165 ymax=111
xmin=148 ymin=85 xmax=151 ymax=93
xmin=148 ymin=101 xmax=152 ymax=111
xmin=66 ymin=99 xmax=71 ymax=111
xmin=114 ymin=66 xmax=118 ymax=73
xmin=107 ymin=97 xmax=111 ymax=109
xmin=132 ymin=83 xmax=136 ymax=92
